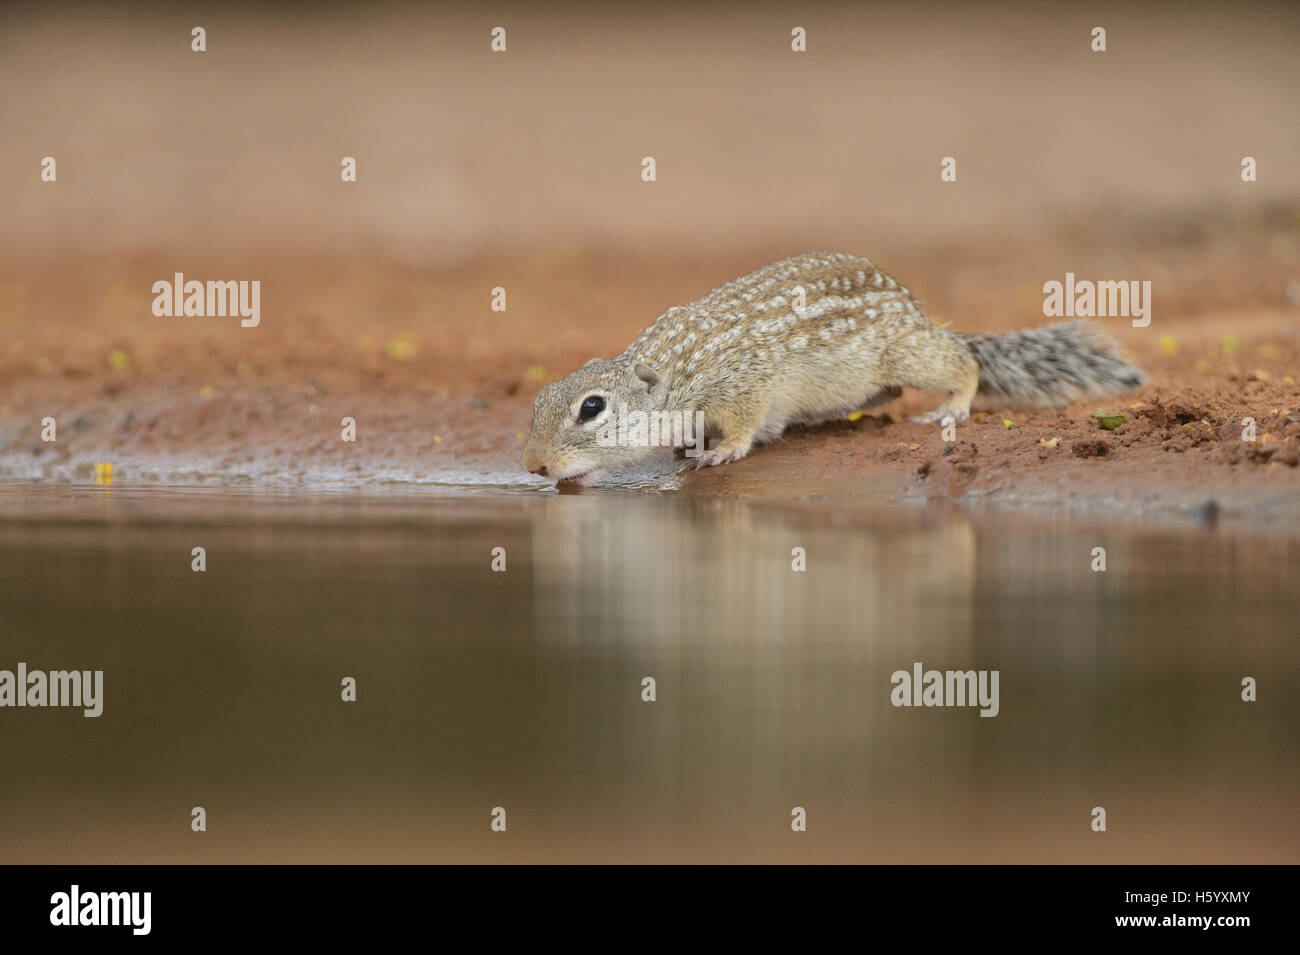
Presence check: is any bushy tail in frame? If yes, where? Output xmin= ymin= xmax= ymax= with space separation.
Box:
xmin=960 ymin=321 xmax=1147 ymax=408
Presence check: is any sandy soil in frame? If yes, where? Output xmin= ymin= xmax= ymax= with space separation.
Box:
xmin=2 ymin=215 xmax=1297 ymax=524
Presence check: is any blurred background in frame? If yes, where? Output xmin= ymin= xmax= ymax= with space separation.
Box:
xmin=3 ymin=1 xmax=1299 ymax=262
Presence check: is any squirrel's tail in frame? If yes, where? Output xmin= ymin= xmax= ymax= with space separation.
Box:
xmin=959 ymin=321 xmax=1147 ymax=408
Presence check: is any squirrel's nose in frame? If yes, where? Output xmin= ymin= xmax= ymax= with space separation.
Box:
xmin=522 ymin=450 xmax=548 ymax=476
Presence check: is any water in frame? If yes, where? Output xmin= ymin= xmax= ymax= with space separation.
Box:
xmin=0 ymin=482 xmax=1295 ymax=862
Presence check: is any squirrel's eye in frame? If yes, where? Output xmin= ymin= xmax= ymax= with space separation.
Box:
xmin=578 ymin=395 xmax=605 ymax=421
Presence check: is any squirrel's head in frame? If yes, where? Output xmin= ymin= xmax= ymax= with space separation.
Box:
xmin=522 ymin=358 xmax=667 ymax=484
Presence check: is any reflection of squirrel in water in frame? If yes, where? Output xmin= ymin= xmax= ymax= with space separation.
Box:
xmin=523 ymin=252 xmax=1146 ymax=484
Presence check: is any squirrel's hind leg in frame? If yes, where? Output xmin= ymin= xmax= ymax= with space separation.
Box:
xmin=884 ymin=329 xmax=980 ymax=425
xmin=911 ymin=383 xmax=977 ymax=425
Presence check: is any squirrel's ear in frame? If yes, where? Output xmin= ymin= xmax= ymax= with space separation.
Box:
xmin=632 ymin=363 xmax=662 ymax=394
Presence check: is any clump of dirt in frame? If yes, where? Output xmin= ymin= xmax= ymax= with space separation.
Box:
xmin=1071 ymin=437 xmax=1113 ymax=458
xmin=1128 ymin=390 xmax=1300 ymax=466
xmin=1140 ymin=394 xmax=1213 ymax=429
xmin=914 ymin=440 xmax=982 ymax=497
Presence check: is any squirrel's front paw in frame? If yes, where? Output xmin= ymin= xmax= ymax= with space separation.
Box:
xmin=678 ymin=446 xmax=746 ymax=472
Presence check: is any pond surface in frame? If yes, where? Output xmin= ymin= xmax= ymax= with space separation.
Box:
xmin=0 ymin=482 xmax=1295 ymax=862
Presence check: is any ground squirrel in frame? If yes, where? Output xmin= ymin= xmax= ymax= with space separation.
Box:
xmin=523 ymin=252 xmax=1146 ymax=484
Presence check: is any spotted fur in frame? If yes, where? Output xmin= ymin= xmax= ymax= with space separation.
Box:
xmin=523 ymin=252 xmax=1146 ymax=483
